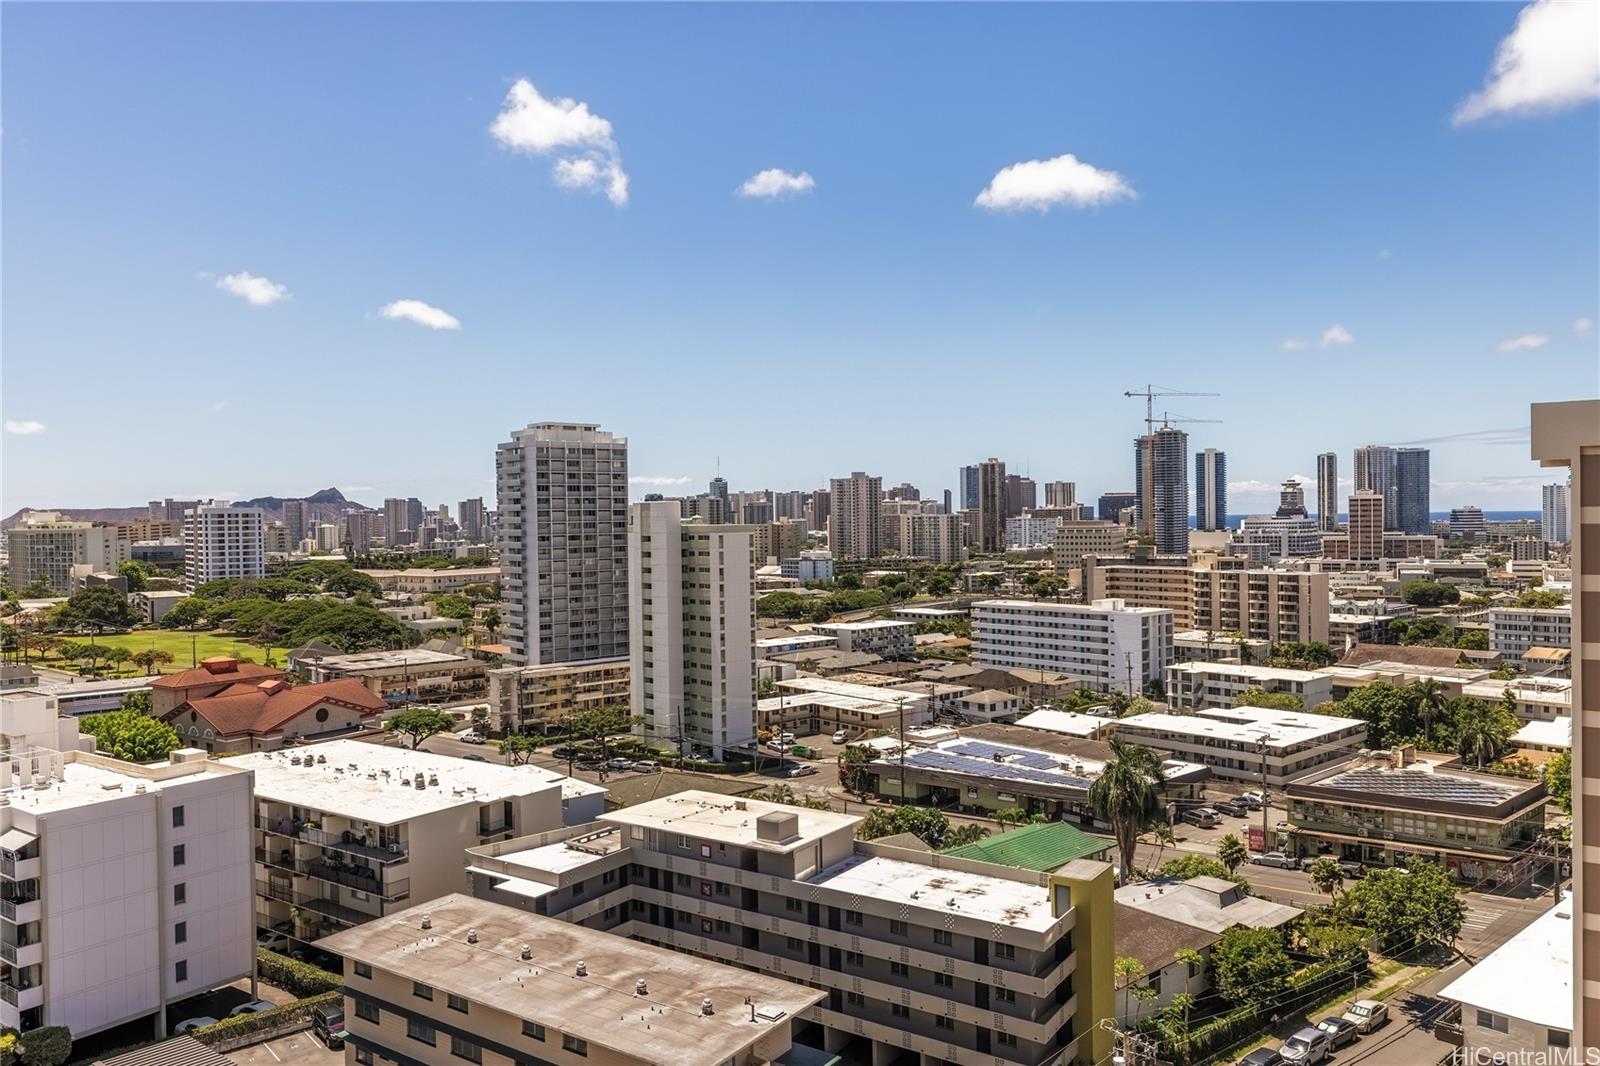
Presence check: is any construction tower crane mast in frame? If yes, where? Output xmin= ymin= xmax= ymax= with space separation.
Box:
xmin=1124 ymin=385 xmax=1220 ymax=435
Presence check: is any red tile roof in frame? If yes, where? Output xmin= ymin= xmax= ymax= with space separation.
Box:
xmin=150 ymin=661 xmax=284 ymax=690
xmin=173 ymin=678 xmax=386 ymax=738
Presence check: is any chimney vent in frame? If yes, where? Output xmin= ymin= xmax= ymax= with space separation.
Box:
xmin=421 ymin=914 xmax=432 ymax=930
xmin=635 ymin=979 xmax=648 ymax=996
xmin=701 ymin=998 xmax=714 ymax=1016
xmin=576 ymin=961 xmax=587 ymax=977
xmin=467 ymin=928 xmax=478 ymax=944
xmin=521 ymin=945 xmax=532 ymax=960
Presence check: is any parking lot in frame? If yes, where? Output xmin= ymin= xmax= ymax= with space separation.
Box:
xmin=229 ymin=1031 xmax=343 ymax=1066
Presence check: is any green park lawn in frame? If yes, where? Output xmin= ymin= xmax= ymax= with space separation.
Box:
xmin=31 ymin=629 xmax=289 ymax=675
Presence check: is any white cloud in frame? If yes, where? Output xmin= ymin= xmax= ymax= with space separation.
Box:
xmin=1377 ymin=248 xmax=1393 ymax=260
xmin=4 ymin=420 xmax=45 ymax=436
xmin=209 ymin=400 xmax=229 ymax=414
xmin=974 ymin=153 xmax=1135 ymax=212
xmin=379 ymin=300 xmax=461 ymax=331
xmin=1497 ymin=332 xmax=1549 ymax=351
xmin=629 ymin=475 xmax=693 ymax=487
xmin=214 ymin=271 xmax=290 ymax=306
xmin=737 ymin=168 xmax=816 ymax=199
xmin=1280 ymin=338 xmax=1308 ymax=351
xmin=490 ymin=78 xmax=629 ymax=206
xmin=1574 ymin=317 xmax=1594 ymax=335
xmin=1454 ymin=0 xmax=1600 ymax=125
xmin=1320 ymin=324 xmax=1354 ymax=347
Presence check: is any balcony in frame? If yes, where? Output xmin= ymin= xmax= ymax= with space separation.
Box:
xmin=0 ymin=856 xmax=40 ymax=883
xmin=302 ymin=861 xmax=410 ymax=902
xmin=0 ymin=899 xmax=41 ymax=926
xmin=0 ymin=937 xmax=42 ymax=969
xmin=0 ymin=978 xmax=42 ymax=1012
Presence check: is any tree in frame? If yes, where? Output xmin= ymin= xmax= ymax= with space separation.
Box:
xmin=1515 ymin=588 xmax=1566 ymax=609
xmin=837 ymin=744 xmax=874 ymax=796
xmin=121 ymin=691 xmax=153 ymax=714
xmin=1346 ymin=861 xmax=1464 ymax=950
xmin=1270 ymin=641 xmax=1337 ymax=668
xmin=974 ymin=573 xmax=1004 ymax=593
xmin=383 ymin=707 xmax=456 ymax=749
xmin=1236 ymin=686 xmax=1303 ymax=712
xmin=926 ymin=574 xmax=953 ymax=596
xmin=1455 ymin=697 xmax=1518 ymax=768
xmin=1211 ymin=927 xmax=1294 ymax=1006
xmin=79 ymin=710 xmax=179 ymax=763
xmin=117 ymin=560 xmax=150 ymax=593
xmin=1216 ymin=833 xmax=1248 ymax=876
xmin=1413 ymin=678 xmax=1447 ymax=745
xmin=104 ymin=646 xmax=133 ymax=676
xmin=431 ymin=594 xmax=474 ymax=621
xmin=15 ymin=1027 xmax=72 ymax=1066
xmin=1114 ymin=956 xmax=1155 ymax=1025
xmin=756 ymin=676 xmax=777 ymax=699
xmin=1546 ymin=749 xmax=1572 ymax=814
xmin=499 ymin=734 xmax=541 ymax=765
xmin=131 ymin=648 xmax=176 ymax=675
xmin=757 ymin=591 xmax=813 ymax=619
xmin=1158 ymin=854 xmax=1246 ymax=886
xmin=1400 ymin=580 xmax=1460 ymax=607
xmin=993 ymin=807 xmax=1029 ymax=831
xmin=1148 ymin=822 xmax=1176 ymax=868
xmin=1308 ymin=856 xmax=1344 ymax=902
xmin=481 ymin=606 xmax=503 ymax=644
xmin=56 ymin=585 xmax=139 ymax=629
xmin=1087 ymin=738 xmax=1165 ymax=882
xmin=160 ymin=596 xmax=212 ymax=629
xmin=1389 ymin=616 xmax=1458 ymax=647
xmin=1454 ymin=629 xmax=1489 ymax=651
xmin=856 ymin=805 xmax=952 ymax=848
xmin=943 ymin=823 xmax=990 ymax=848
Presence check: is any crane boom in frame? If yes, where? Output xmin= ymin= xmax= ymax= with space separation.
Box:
xmin=1123 ymin=385 xmax=1221 ymax=435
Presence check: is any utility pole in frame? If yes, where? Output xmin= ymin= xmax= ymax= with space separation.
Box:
xmin=897 ymin=696 xmax=908 ymax=804
xmin=1257 ymin=733 xmax=1271 ymax=851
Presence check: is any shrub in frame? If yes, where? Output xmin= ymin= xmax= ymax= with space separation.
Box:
xmin=256 ymin=948 xmax=342 ymax=996
xmin=192 ymin=992 xmax=339 ymax=1046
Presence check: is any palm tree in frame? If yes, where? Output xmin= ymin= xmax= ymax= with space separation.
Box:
xmin=1149 ymin=822 xmax=1176 ymax=868
xmin=481 ymin=606 xmax=503 ymax=645
xmin=1217 ymin=833 xmax=1247 ymax=876
xmin=1457 ymin=698 xmax=1515 ymax=768
xmin=1414 ymin=678 xmax=1447 ymax=745
xmin=1308 ymin=856 xmax=1344 ymax=903
xmin=1088 ymin=738 xmax=1165 ymax=882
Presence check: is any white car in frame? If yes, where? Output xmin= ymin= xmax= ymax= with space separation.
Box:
xmin=831 ymin=730 xmax=848 ymax=744
xmin=788 ymin=764 xmax=818 ymax=777
xmin=766 ymin=740 xmax=791 ymax=753
xmin=172 ymin=1016 xmax=219 ymax=1034
xmin=229 ymin=1000 xmax=277 ymax=1017
xmin=1250 ymin=851 xmax=1297 ymax=868
xmin=458 ymin=731 xmax=485 ymax=745
xmin=1342 ymin=999 xmax=1389 ymax=1033
xmin=778 ymin=732 xmax=796 ymax=743
xmin=1239 ymin=790 xmax=1266 ymax=809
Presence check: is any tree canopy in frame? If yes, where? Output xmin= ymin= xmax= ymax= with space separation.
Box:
xmin=80 ymin=710 xmax=180 ymax=763
xmin=1515 ymin=588 xmax=1567 ymax=609
xmin=55 ymin=585 xmax=139 ymax=629
xmin=1211 ymin=927 xmax=1294 ymax=1006
xmin=1088 ymin=738 xmax=1165 ymax=881
xmin=856 ymin=805 xmax=956 ymax=848
xmin=1345 ymin=861 xmax=1464 ymax=950
xmin=1546 ymin=749 xmax=1572 ymax=814
xmin=1235 ymin=686 xmax=1303 ymax=712
xmin=1400 ymin=580 xmax=1460 ymax=607
xmin=383 ymin=707 xmax=456 ymax=748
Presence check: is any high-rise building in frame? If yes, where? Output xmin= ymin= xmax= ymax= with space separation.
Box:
xmin=1448 ymin=506 xmax=1486 ymax=542
xmin=1347 ymin=491 xmax=1385 ymax=561
xmin=629 ymin=500 xmax=756 ymax=759
xmin=1194 ymin=448 xmax=1227 ymax=530
xmin=1543 ymin=481 xmax=1571 ymax=544
xmin=1275 ymin=478 xmax=1307 ymax=518
xmin=1353 ymin=445 xmax=1399 ymax=530
xmin=341 ymin=510 xmax=376 ymax=555
xmin=942 ymin=487 xmax=953 ymax=514
xmin=1004 ymin=474 xmax=1036 ymax=517
xmin=1136 ymin=427 xmax=1190 ymax=554
xmin=898 ymin=512 xmax=966 ymax=564
xmin=975 ymin=458 xmax=1007 ymax=554
xmin=148 ymin=498 xmax=200 ymax=523
xmin=405 ymin=497 xmax=425 ymax=538
xmin=959 ymin=464 xmax=980 ymax=511
xmin=805 ymin=488 xmax=831 ymax=532
xmin=496 ymin=422 xmax=629 ymax=666
xmin=1395 ymin=447 xmax=1431 ymax=534
xmin=1316 ymin=452 xmax=1339 ymax=531
xmin=773 ymin=490 xmax=806 ymax=521
xmin=886 ymin=482 xmax=920 ymax=501
xmin=281 ymin=499 xmax=308 ymax=540
xmin=5 ymin=512 xmax=129 ymax=593
xmin=1043 ymin=480 xmax=1076 ymax=508
xmin=458 ymin=497 xmax=487 ymax=541
xmin=826 ymin=472 xmax=883 ymax=560
xmin=1098 ymin=491 xmax=1138 ymax=523
xmin=707 ymin=477 xmax=729 ymax=518
xmin=183 ymin=503 xmax=264 ymax=590
xmin=383 ymin=497 xmax=411 ymax=547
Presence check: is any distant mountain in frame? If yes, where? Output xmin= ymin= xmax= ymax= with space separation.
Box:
xmin=2 ymin=488 xmax=376 ymax=532
xmin=0 ymin=506 xmax=150 ymax=530
xmin=236 ymin=487 xmax=371 ymax=512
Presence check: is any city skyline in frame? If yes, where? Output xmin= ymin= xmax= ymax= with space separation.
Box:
xmin=3 ymin=3 xmax=1596 ymax=514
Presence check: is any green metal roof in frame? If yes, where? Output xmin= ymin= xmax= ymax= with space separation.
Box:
xmin=940 ymin=821 xmax=1111 ymax=871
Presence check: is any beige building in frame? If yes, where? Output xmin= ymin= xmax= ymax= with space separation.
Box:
xmin=291 ymin=645 xmax=489 ymax=701
xmin=356 ymin=567 xmax=501 ymax=595
xmin=1085 ymin=559 xmax=1329 ymax=644
xmin=485 ymin=659 xmax=632 ymax=735
xmin=826 ymin=471 xmax=883 ymax=561
xmin=898 ymin=511 xmax=966 ymax=564
xmin=1346 ymin=490 xmax=1385 ymax=561
xmin=1051 ymin=521 xmax=1126 ymax=580
xmin=751 ymin=518 xmax=805 ymax=564
xmin=322 ymin=894 xmax=822 ymax=1066
xmin=1528 ymin=398 xmax=1597 ymax=1045
xmin=5 ymin=512 xmax=130 ymax=594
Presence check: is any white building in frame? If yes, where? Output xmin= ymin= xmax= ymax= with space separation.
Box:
xmin=972 ymin=598 xmax=1174 ymax=694
xmin=5 ymin=512 xmax=130 ymax=594
xmin=629 ymin=501 xmax=756 ymax=760
xmin=1463 ymin=676 xmax=1572 ymax=722
xmin=1113 ymin=704 xmax=1367 ymax=786
xmin=1542 ymin=482 xmax=1570 ymax=544
xmin=1163 ymin=662 xmax=1334 ymax=710
xmin=1231 ymin=515 xmax=1323 ymax=562
xmin=495 ymin=422 xmax=629 ymax=667
xmin=778 ymin=549 xmax=834 ymax=583
xmin=1005 ymin=513 xmax=1062 ymax=549
xmin=827 ymin=472 xmax=883 ymax=561
xmin=1489 ymin=605 xmax=1572 ymax=657
xmin=1440 ymin=892 xmax=1572 ymax=1055
xmin=183 ymin=503 xmax=265 ymax=590
xmin=0 ymin=691 xmax=254 ymax=1038
xmin=811 ymin=619 xmax=916 ymax=659
xmin=897 ymin=512 xmax=966 ymax=563
xmin=230 ymin=740 xmax=571 ymax=957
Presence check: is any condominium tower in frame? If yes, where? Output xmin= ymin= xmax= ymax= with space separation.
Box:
xmin=1354 ymin=444 xmax=1399 ymax=530
xmin=183 ymin=503 xmax=264 ymax=590
xmin=959 ymin=464 xmax=980 ymax=511
xmin=1043 ymin=481 xmax=1076 ymax=508
xmin=1135 ymin=426 xmax=1189 ymax=554
xmin=628 ymin=500 xmax=757 ymax=759
xmin=1194 ymin=448 xmax=1227 ymax=531
xmin=826 ymin=472 xmax=883 ymax=561
xmin=1347 ymin=491 xmax=1385 ymax=561
xmin=1395 ymin=447 xmax=1431 ymax=535
xmin=975 ymin=458 xmax=1007 ymax=554
xmin=1544 ymin=481 xmax=1571 ymax=544
xmin=457 ymin=497 xmax=487 ymax=541
xmin=495 ymin=422 xmax=629 ymax=667
xmin=1316 ymin=452 xmax=1339 ymax=531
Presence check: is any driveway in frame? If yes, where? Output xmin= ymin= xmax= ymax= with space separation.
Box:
xmin=228 ymin=1031 xmax=343 ymax=1066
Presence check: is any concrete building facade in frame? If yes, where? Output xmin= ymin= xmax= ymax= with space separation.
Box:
xmin=972 ymin=598 xmax=1174 ymax=694
xmin=1135 ymin=427 xmax=1189 ymax=555
xmin=183 ymin=504 xmax=265 ymax=590
xmin=1316 ymin=452 xmax=1339 ymax=532
xmin=1194 ymin=448 xmax=1227 ymax=532
xmin=827 ymin=472 xmax=883 ymax=561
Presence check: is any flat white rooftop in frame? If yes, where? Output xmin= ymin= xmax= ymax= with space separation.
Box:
xmin=228 ymin=739 xmax=563 ymax=823
xmin=814 ymin=620 xmax=912 ymax=632
xmin=1013 ymin=709 xmax=1111 ymax=737
xmin=1440 ymin=893 xmax=1571 ymax=1032
xmin=974 ymin=598 xmax=1171 ymax=616
xmin=775 ymin=676 xmax=931 ymax=704
xmin=892 ymin=607 xmax=966 ymax=617
xmin=299 ymin=647 xmax=471 ymax=670
xmin=1512 ymin=717 xmax=1571 ymax=750
xmin=810 ymin=853 xmax=1058 ymax=931
xmin=1165 ymin=662 xmax=1327 ymax=683
xmin=0 ymin=750 xmax=244 ymax=815
xmin=1117 ymin=706 xmax=1365 ymax=749
xmin=602 ymin=791 xmax=858 ymax=852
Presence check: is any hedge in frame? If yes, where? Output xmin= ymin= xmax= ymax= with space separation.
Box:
xmin=256 ymin=948 xmax=341 ymax=997
xmin=192 ymin=992 xmax=339 ymax=1046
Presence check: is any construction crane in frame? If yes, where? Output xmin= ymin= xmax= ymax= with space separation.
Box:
xmin=1156 ymin=410 xmax=1222 ymax=429
xmin=1124 ymin=385 xmax=1220 ymax=435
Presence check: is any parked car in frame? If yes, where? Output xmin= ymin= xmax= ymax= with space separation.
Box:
xmin=632 ymin=760 xmax=660 ymax=773
xmin=461 ymin=753 xmax=488 ymax=762
xmin=1237 ymin=1050 xmax=1283 ymax=1066
xmin=1213 ymin=799 xmax=1249 ymax=817
xmin=255 ymin=929 xmax=288 ymax=952
xmin=831 ymin=730 xmax=848 ymax=744
xmin=1339 ymin=860 xmax=1366 ymax=879
xmin=766 ymin=740 xmax=791 ymax=753
xmin=1250 ymin=851 xmax=1297 ymax=869
xmin=1239 ymin=790 xmax=1266 ymax=809
xmin=1180 ymin=807 xmax=1222 ymax=828
xmin=229 ymin=1000 xmax=277 ymax=1018
xmin=778 ymin=732 xmax=796 ymax=743
xmin=1342 ymin=999 xmax=1389 ymax=1034
xmin=788 ymin=764 xmax=818 ymax=777
xmin=172 ymin=1017 xmax=218 ymax=1035
xmin=1275 ymin=820 xmax=1292 ymax=833
xmin=606 ymin=757 xmax=633 ymax=771
xmin=1278 ymin=1026 xmax=1331 ymax=1064
xmin=313 ymin=1004 xmax=346 ymax=1048
xmin=458 ymin=730 xmax=485 ymax=744
xmin=1315 ymin=1016 xmax=1360 ymax=1049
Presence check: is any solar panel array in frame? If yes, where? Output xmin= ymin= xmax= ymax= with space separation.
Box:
xmin=1320 ymin=768 xmax=1520 ymax=807
xmin=902 ymin=749 xmax=1095 ymax=791
xmin=946 ymin=740 xmax=1059 ymax=769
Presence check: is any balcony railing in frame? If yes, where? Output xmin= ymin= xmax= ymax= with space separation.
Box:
xmin=302 ymin=862 xmax=410 ymax=901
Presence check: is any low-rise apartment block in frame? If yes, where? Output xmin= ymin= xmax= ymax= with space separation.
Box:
xmin=1113 ymin=705 xmax=1367 ymax=787
xmin=1085 ymin=560 xmax=1330 ymax=644
xmin=812 ymin=619 xmax=916 ymax=659
xmin=1489 ymin=605 xmax=1572 ymax=658
xmin=485 ymin=658 xmax=632 ymax=735
xmin=1462 ymin=676 xmax=1571 ymax=722
xmin=1162 ymin=662 xmax=1333 ymax=710
xmin=290 ymin=644 xmax=489 ymax=702
xmin=463 ymin=791 xmax=1115 ymax=1066
xmin=972 ymin=598 xmax=1174 ymax=694
xmin=1441 ymin=891 xmax=1572 ymax=1055
xmin=356 ymin=566 xmax=501 ymax=595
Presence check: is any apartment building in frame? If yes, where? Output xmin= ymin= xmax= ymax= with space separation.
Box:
xmin=495 ymin=422 xmax=629 ymax=667
xmin=485 ymin=659 xmax=632 ymax=735
xmin=5 ymin=512 xmax=129 ymax=594
xmin=1005 ymin=513 xmax=1061 ymax=549
xmin=812 ymin=619 xmax=916 ymax=659
xmin=1316 ymin=452 xmax=1339 ymax=532
xmin=0 ymin=691 xmax=254 ymax=1039
xmin=1135 ymin=426 xmax=1189 ymax=555
xmin=1194 ymin=448 xmax=1227 ymax=531
xmin=972 ymin=598 xmax=1174 ymax=693
xmin=629 ymin=501 xmax=757 ymax=761
xmin=323 ymin=894 xmax=821 ymax=1066
xmin=1114 ymin=704 xmax=1367 ymax=787
xmin=752 ymin=518 xmax=806 ymax=564
xmin=779 ymin=550 xmax=835 ymax=584
xmin=827 ymin=472 xmax=884 ymax=561
xmin=1345 ymin=490 xmax=1385 ymax=561
xmin=1162 ymin=661 xmax=1333 ymax=710
xmin=356 ymin=567 xmax=501 ymax=595
xmin=1082 ymin=558 xmax=1194 ymax=623
xmin=1191 ymin=566 xmax=1330 ymax=645
xmin=897 ymin=511 xmax=965 ymax=564
xmin=1395 ymin=447 xmax=1431 ymax=534
xmin=1232 ymin=515 xmax=1323 ymax=562
xmin=1441 ymin=892 xmax=1573 ymax=1056
xmin=232 ymin=740 xmax=567 ymax=957
xmin=1050 ymin=521 xmax=1127 ymax=580
xmin=1286 ymin=748 xmax=1546 ymax=882
xmin=1542 ymin=481 xmax=1571 ymax=544
xmin=183 ymin=503 xmax=265 ymax=590
xmin=1462 ymin=676 xmax=1571 ymax=722
xmin=1320 ymin=530 xmax=1440 ymax=560
xmin=290 ymin=645 xmax=488 ymax=702
xmin=463 ymin=791 xmax=1114 ymax=1066
xmin=975 ymin=459 xmax=1007 ymax=554
xmin=1489 ymin=605 xmax=1572 ymax=658
xmin=1353 ymin=445 xmax=1398 ymax=526
xmin=1043 ymin=481 xmax=1076 ymax=509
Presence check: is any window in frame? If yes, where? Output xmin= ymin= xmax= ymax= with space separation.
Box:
xmin=450 ymin=1037 xmax=481 ymax=1062
xmin=785 ymin=897 xmax=803 ymax=913
xmin=562 ymin=1034 xmax=588 ymax=1057
xmin=407 ymin=1019 xmax=436 ymax=1046
xmin=891 ymin=1004 xmax=910 ymax=1019
xmin=172 ymin=844 xmax=186 ymax=867
xmin=699 ymin=844 xmax=712 ymax=859
xmin=844 ymin=910 xmax=863 ymax=926
xmin=602 ymin=869 xmax=616 ymax=885
xmin=355 ymin=1049 xmax=373 ymax=1066
xmin=172 ymin=806 xmax=185 ymax=828
xmin=890 ymin=961 xmax=909 ymax=977
xmin=413 ymin=981 xmax=434 ymax=1001
xmin=573 ymin=880 xmax=585 ymax=896
xmin=1549 ymin=1030 xmax=1570 ymax=1048
xmin=354 ymin=962 xmax=372 ymax=979
xmin=845 ymin=951 xmax=864 ymax=967
xmin=997 ymin=1033 xmax=1018 ymax=1049
xmin=174 ymin=922 xmax=187 ymax=944
xmin=933 ymin=929 xmax=953 ymax=947
xmin=786 ymin=937 xmax=803 ymax=951
xmin=355 ymin=1001 xmax=380 ymax=1023
xmin=994 ymin=987 xmax=1016 ymax=1004
xmin=174 ymin=883 xmax=186 ymax=905
xmin=934 ymin=972 xmax=953 ymax=988
xmin=175 ymin=960 xmax=188 ymax=982
xmin=447 ymin=994 xmax=469 ymax=1014
xmin=889 ymin=919 xmax=908 ymax=936
xmin=1476 ymin=1011 xmax=1508 ymax=1033
xmin=935 ymin=1016 xmax=954 ymax=1031
xmin=993 ymin=942 xmax=1015 ymax=960
xmin=676 ymin=835 xmax=688 ymax=849
xmin=522 ymin=1022 xmax=546 ymax=1041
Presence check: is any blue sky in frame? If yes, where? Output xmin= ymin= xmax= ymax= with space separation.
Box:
xmin=3 ymin=2 xmax=1596 ymax=516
